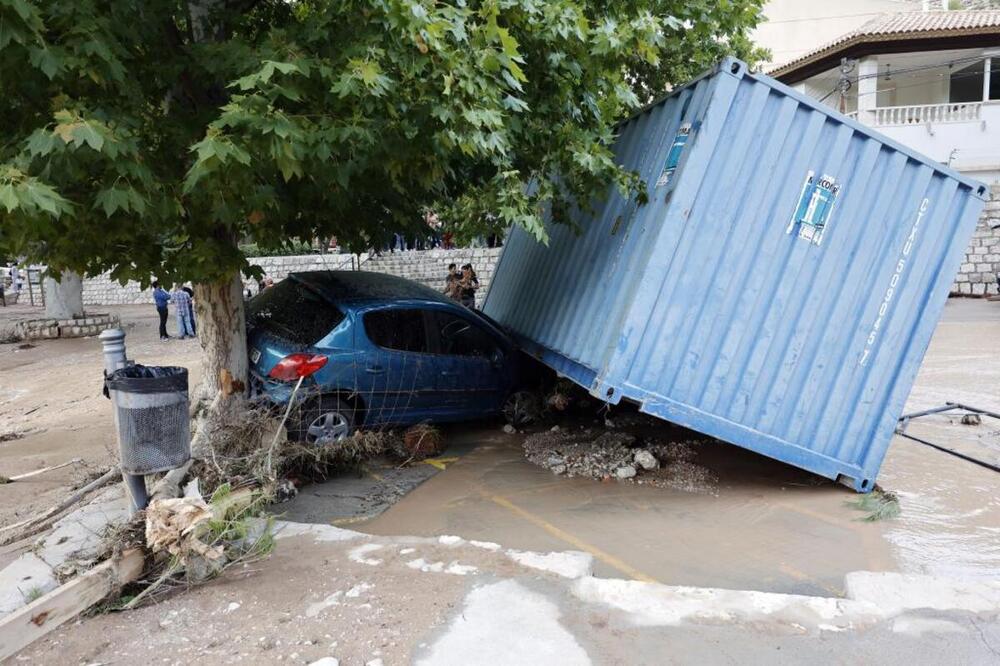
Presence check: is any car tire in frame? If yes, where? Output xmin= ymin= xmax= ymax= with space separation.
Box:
xmin=290 ymin=395 xmax=356 ymax=446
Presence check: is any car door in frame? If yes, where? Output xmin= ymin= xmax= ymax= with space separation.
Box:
xmin=430 ymin=309 xmax=507 ymax=417
xmin=355 ymin=306 xmax=440 ymax=425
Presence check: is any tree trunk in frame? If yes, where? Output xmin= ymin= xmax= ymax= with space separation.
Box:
xmin=193 ymin=272 xmax=248 ymax=406
xmin=43 ymin=272 xmax=84 ymax=319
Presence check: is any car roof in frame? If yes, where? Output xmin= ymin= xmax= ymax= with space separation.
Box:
xmin=289 ymin=270 xmax=453 ymax=306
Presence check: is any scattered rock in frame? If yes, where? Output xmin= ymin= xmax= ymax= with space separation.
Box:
xmin=274 ymin=478 xmax=298 ymax=503
xmin=633 ymin=449 xmax=659 ymax=471
xmin=550 ymin=425 xmax=560 ymax=432
xmin=960 ymin=413 xmax=982 ymax=426
xmin=523 ymin=429 xmax=636 ymax=479
xmin=502 ymin=424 xmax=516 ymax=435
xmin=644 ymin=461 xmax=719 ymax=495
xmin=523 ymin=426 xmax=719 ymax=493
xmin=308 ymin=658 xmax=339 ymax=666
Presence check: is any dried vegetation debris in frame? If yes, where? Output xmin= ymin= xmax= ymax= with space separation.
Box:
xmin=189 ymin=400 xmax=438 ymax=497
xmin=523 ymin=426 xmax=719 ymax=494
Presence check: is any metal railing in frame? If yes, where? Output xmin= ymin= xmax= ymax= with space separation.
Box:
xmin=850 ymin=102 xmax=983 ymax=127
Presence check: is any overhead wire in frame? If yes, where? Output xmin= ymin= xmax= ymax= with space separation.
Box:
xmin=808 ymin=54 xmax=994 ymax=103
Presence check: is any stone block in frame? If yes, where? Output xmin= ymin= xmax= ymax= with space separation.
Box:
xmin=960 ymin=262 xmax=975 ymax=273
xmin=955 ymin=272 xmax=970 ymax=282
xmin=971 ymin=283 xmax=986 ymax=295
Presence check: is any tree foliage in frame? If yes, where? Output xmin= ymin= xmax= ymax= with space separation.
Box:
xmin=1 ymin=0 xmax=766 ymax=286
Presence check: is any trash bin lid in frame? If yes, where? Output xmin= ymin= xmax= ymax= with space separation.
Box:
xmin=106 ymin=364 xmax=188 ymax=394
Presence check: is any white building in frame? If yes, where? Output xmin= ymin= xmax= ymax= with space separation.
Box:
xmin=762 ymin=9 xmax=1000 ymax=296
xmin=753 ymin=0 xmax=921 ymax=71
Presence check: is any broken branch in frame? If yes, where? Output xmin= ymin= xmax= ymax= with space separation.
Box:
xmin=0 ymin=466 xmax=120 ymax=546
xmin=2 ymin=458 xmax=83 ymax=484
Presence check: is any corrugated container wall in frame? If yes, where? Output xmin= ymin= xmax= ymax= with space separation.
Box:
xmin=484 ymin=58 xmax=987 ymax=492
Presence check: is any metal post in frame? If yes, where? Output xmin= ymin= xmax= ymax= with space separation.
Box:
xmin=123 ymin=474 xmax=150 ymax=513
xmin=99 ymin=328 xmax=128 ymax=375
xmin=984 ymin=58 xmax=992 ymax=105
xmin=99 ymin=328 xmax=149 ymax=514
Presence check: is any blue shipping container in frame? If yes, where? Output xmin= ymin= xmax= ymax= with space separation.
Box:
xmin=483 ymin=58 xmax=988 ymax=492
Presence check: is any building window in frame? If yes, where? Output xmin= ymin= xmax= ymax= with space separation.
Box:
xmin=949 ymin=59 xmax=999 ymax=103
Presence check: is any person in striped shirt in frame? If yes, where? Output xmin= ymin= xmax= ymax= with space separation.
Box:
xmin=171 ymin=284 xmax=195 ymax=339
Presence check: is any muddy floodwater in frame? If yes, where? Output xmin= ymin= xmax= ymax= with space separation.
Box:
xmin=879 ymin=420 xmax=1000 ymax=580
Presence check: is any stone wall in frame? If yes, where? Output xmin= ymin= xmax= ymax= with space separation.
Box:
xmin=81 ymin=248 xmax=504 ymax=306
xmin=363 ymin=247 xmax=503 ymax=307
xmin=15 ymin=313 xmax=120 ymax=340
xmin=82 ymin=253 xmax=358 ymax=305
xmin=952 ymin=184 xmax=1000 ymax=297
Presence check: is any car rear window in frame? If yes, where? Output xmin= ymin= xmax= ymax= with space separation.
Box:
xmin=247 ymin=279 xmax=344 ymax=345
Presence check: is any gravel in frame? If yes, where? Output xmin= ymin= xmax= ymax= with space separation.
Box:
xmin=522 ymin=427 xmax=719 ymax=494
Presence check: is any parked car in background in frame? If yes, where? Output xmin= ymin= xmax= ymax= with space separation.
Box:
xmin=246 ymin=271 xmax=527 ymax=445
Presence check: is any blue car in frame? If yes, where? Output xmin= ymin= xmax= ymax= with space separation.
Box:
xmin=247 ymin=271 xmax=524 ymax=444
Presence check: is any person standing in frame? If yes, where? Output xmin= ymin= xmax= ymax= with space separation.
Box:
xmin=152 ymin=280 xmax=171 ymax=340
xmin=459 ymin=264 xmax=479 ymax=309
xmin=172 ymin=284 xmax=195 ymax=339
xmin=181 ymin=284 xmax=196 ymax=335
xmin=443 ymin=263 xmax=461 ymax=301
xmin=8 ymin=262 xmax=21 ymax=295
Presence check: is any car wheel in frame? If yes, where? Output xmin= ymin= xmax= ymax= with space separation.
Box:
xmin=502 ymin=389 xmax=543 ymax=427
xmin=291 ymin=396 xmax=356 ymax=446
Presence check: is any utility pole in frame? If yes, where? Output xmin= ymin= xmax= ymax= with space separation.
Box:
xmin=838 ymin=58 xmax=856 ymax=114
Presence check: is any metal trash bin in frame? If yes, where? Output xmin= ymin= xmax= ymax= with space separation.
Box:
xmin=105 ymin=364 xmax=191 ymax=475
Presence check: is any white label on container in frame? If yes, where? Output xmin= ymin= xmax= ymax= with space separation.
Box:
xmin=859 ymin=198 xmax=929 ymax=367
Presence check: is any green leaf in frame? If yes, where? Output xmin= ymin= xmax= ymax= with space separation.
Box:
xmin=73 ymin=124 xmax=105 ymax=152
xmin=0 ymin=185 xmax=18 ymax=213
xmin=496 ymin=27 xmax=520 ymax=59
xmin=28 ymin=46 xmax=62 ymax=79
xmin=267 ymin=60 xmax=299 ymax=75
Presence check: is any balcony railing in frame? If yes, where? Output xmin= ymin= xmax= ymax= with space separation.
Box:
xmin=847 ymin=102 xmax=983 ymax=127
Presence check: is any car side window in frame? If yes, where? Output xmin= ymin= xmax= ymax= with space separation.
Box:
xmin=364 ymin=309 xmax=430 ymax=353
xmin=434 ymin=311 xmax=497 ymax=358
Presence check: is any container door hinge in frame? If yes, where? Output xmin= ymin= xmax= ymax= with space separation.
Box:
xmin=787 ymin=171 xmax=841 ymax=246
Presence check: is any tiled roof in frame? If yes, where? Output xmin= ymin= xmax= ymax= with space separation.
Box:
xmin=770 ymin=11 xmax=1000 ymax=78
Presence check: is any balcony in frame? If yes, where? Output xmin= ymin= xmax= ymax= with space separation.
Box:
xmin=844 ymin=100 xmax=999 ymax=171
xmin=848 ymin=101 xmax=983 ymax=127
xmin=797 ymin=48 xmax=1000 ymax=176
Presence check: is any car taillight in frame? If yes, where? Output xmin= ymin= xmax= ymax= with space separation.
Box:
xmin=268 ymin=353 xmax=328 ymax=382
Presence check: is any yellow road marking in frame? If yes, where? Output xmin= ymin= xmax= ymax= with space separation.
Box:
xmin=778 ymin=562 xmax=843 ymax=597
xmin=489 ymin=494 xmax=659 ymax=583
xmin=423 ymin=456 xmax=460 ymax=470
xmin=331 ymin=515 xmax=376 ymax=526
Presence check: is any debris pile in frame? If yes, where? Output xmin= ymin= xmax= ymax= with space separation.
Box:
xmin=398 ymin=423 xmax=444 ymax=461
xmin=524 ymin=428 xmax=637 ymax=478
xmin=145 ymin=496 xmax=223 ymax=565
xmin=523 ymin=428 xmax=719 ymax=494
